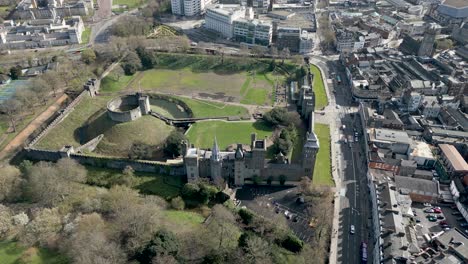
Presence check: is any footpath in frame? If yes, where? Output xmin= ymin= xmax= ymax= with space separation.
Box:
xmin=0 ymin=94 xmax=68 ymax=160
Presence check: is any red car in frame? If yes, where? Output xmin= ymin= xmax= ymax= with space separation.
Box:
xmin=439 ymin=221 xmax=448 ymax=226
xmin=433 ymin=208 xmax=442 ymax=214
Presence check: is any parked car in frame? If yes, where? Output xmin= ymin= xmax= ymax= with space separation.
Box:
xmin=439 ymin=221 xmax=448 ymax=226
xmin=437 ymin=215 xmax=445 ymax=220
xmin=443 ymin=227 xmax=451 ymax=231
xmin=456 ymin=217 xmax=465 ymax=221
xmin=415 ymin=218 xmax=421 ymax=223
xmin=428 ymin=216 xmax=437 ymax=222
xmin=423 ymin=203 xmax=432 ymax=207
xmin=350 ymin=225 xmax=355 ymax=234
xmin=460 ymin=223 xmax=468 ymax=227
xmin=433 ymin=207 xmax=441 ymax=210
xmin=452 ymin=212 xmax=461 ymax=216
xmin=433 ymin=208 xmax=442 ymax=214
xmin=425 ymin=209 xmax=435 ymax=213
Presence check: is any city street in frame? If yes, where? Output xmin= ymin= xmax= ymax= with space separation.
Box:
xmin=312 ymin=57 xmax=372 ymax=264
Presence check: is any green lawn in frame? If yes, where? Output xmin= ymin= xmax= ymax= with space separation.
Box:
xmin=86 ymin=166 xmax=183 ymax=199
xmin=100 ymin=73 xmax=135 ymax=93
xmin=312 ymin=123 xmax=333 ymax=186
xmin=112 ymin=0 xmax=143 ymax=9
xmin=81 ymin=27 xmax=91 ymax=44
xmin=35 ymin=95 xmax=112 ymax=149
xmin=137 ymin=68 xmax=247 ymax=98
xmin=239 ymin=73 xmax=275 ymax=106
xmin=174 ymin=96 xmax=248 ymax=118
xmin=310 ymin=64 xmax=328 ymax=110
xmin=35 ymin=95 xmax=174 ymax=155
xmin=0 ymin=241 xmax=67 ymax=264
xmin=186 ymin=120 xmax=273 ymax=149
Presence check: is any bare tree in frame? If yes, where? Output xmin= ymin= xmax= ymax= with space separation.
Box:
xmin=41 ymin=71 xmax=61 ymax=97
xmin=206 ymin=205 xmax=238 ymax=251
xmin=113 ymin=65 xmax=125 ymax=81
xmin=244 ymin=236 xmax=271 ymax=263
xmin=280 ymin=48 xmax=290 ymax=64
xmin=30 ymin=78 xmax=50 ymax=105
xmin=65 ymin=213 xmax=127 ymax=264
xmin=0 ymin=98 xmax=22 ymax=132
xmin=0 ymin=164 xmax=23 ymax=202
xmin=18 ymin=208 xmax=62 ymax=247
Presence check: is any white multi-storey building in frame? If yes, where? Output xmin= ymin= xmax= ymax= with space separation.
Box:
xmin=205 ymin=4 xmax=248 ymax=38
xmin=233 ymin=18 xmax=272 ymax=46
xmin=171 ymin=0 xmax=212 ymax=16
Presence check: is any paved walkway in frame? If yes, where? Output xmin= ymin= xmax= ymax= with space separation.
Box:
xmin=0 ymin=94 xmax=68 ymax=160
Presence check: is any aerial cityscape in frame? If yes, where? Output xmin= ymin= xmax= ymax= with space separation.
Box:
xmin=0 ymin=0 xmax=467 ymax=262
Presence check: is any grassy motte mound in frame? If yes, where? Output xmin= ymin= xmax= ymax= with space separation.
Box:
xmin=83 ymin=114 xmax=174 ymax=157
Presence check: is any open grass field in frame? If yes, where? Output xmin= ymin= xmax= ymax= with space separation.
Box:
xmin=174 ymin=96 xmax=248 ymax=117
xmin=310 ymin=64 xmax=328 ymax=110
xmin=137 ymin=68 xmax=247 ymax=98
xmin=137 ymin=68 xmax=276 ymax=105
xmin=86 ymin=166 xmax=183 ymax=199
xmin=100 ymin=73 xmax=135 ymax=93
xmin=130 ymin=53 xmax=298 ymax=105
xmin=112 ymin=0 xmax=143 ymax=9
xmin=80 ymin=27 xmax=91 ymax=44
xmin=186 ymin=120 xmax=273 ymax=150
xmin=35 ymin=95 xmax=112 ymax=149
xmin=0 ymin=241 xmax=67 ymax=264
xmin=312 ymin=123 xmax=333 ymax=186
xmin=35 ymin=95 xmax=174 ymax=156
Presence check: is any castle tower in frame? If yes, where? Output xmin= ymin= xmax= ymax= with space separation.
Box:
xmin=418 ymin=23 xmax=438 ymax=57
xmin=302 ymin=115 xmax=319 ymax=179
xmin=250 ymin=133 xmax=266 ymax=172
xmin=184 ymin=147 xmax=200 ymax=183
xmin=234 ymin=144 xmax=245 ymax=185
xmin=210 ymin=137 xmax=223 ymax=184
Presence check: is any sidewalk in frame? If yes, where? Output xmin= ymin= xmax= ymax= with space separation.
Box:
xmin=0 ymin=94 xmax=68 ymax=160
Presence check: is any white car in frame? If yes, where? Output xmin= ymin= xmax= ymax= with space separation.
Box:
xmin=423 ymin=203 xmax=432 ymax=207
xmin=350 ymin=225 xmax=355 ymax=234
xmin=424 ymin=209 xmax=434 ymax=213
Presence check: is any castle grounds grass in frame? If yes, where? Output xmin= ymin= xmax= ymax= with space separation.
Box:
xmin=186 ymin=120 xmax=273 ymax=150
xmin=86 ymin=166 xmax=182 ymax=199
xmin=312 ymin=123 xmax=333 ymax=186
xmin=131 ymin=53 xmax=298 ymax=105
xmin=80 ymin=26 xmax=91 ymax=44
xmin=112 ymin=0 xmax=143 ymax=9
xmin=174 ymin=96 xmax=248 ymax=117
xmin=0 ymin=241 xmax=67 ymax=264
xmin=100 ymin=73 xmax=135 ymax=93
xmin=310 ymin=64 xmax=328 ymax=110
xmin=35 ymin=95 xmax=174 ymax=156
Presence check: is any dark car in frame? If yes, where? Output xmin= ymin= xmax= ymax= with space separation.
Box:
xmin=460 ymin=223 xmax=468 ymax=227
xmin=437 ymin=215 xmax=445 ymax=220
xmin=296 ymin=197 xmax=305 ymax=204
xmin=457 ymin=217 xmax=465 ymax=221
xmin=452 ymin=212 xmax=461 ymax=215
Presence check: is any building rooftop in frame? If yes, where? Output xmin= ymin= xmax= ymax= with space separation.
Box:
xmin=439 ymin=144 xmax=468 ymax=171
xmin=435 ymin=229 xmax=468 ymax=261
xmin=374 ymin=128 xmax=412 ymax=144
xmin=394 ymin=176 xmax=439 ymax=196
xmin=441 ymin=0 xmax=468 ymax=8
xmin=411 ymin=140 xmax=434 ymax=159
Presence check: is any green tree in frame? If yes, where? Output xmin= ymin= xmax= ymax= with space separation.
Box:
xmin=122 ymin=51 xmax=142 ymax=75
xmin=163 ymin=131 xmax=187 ymax=158
xmin=252 ymin=175 xmax=261 ymax=185
xmin=170 ymin=196 xmax=185 ymax=210
xmin=281 ymin=233 xmax=304 ymax=253
xmin=239 ymin=208 xmax=255 ymax=225
xmin=81 ymin=49 xmax=97 ymax=64
xmin=136 ymin=229 xmax=179 ymax=263
xmin=266 ymin=176 xmax=274 ymax=185
xmin=279 ymin=175 xmax=287 ymax=185
xmin=9 ymin=66 xmax=22 ymax=80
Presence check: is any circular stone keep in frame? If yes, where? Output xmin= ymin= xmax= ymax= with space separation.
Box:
xmin=107 ymin=95 xmax=143 ymax=123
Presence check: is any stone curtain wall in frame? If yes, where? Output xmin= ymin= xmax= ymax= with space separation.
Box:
xmin=25 ymin=148 xmax=186 ymax=175
xmin=107 ymin=95 xmax=142 ymax=122
xmin=28 ymin=91 xmax=88 ymax=147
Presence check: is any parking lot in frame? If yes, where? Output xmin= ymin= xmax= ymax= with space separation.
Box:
xmin=411 ymin=203 xmax=468 ymax=236
xmin=235 ymin=186 xmax=314 ymax=243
